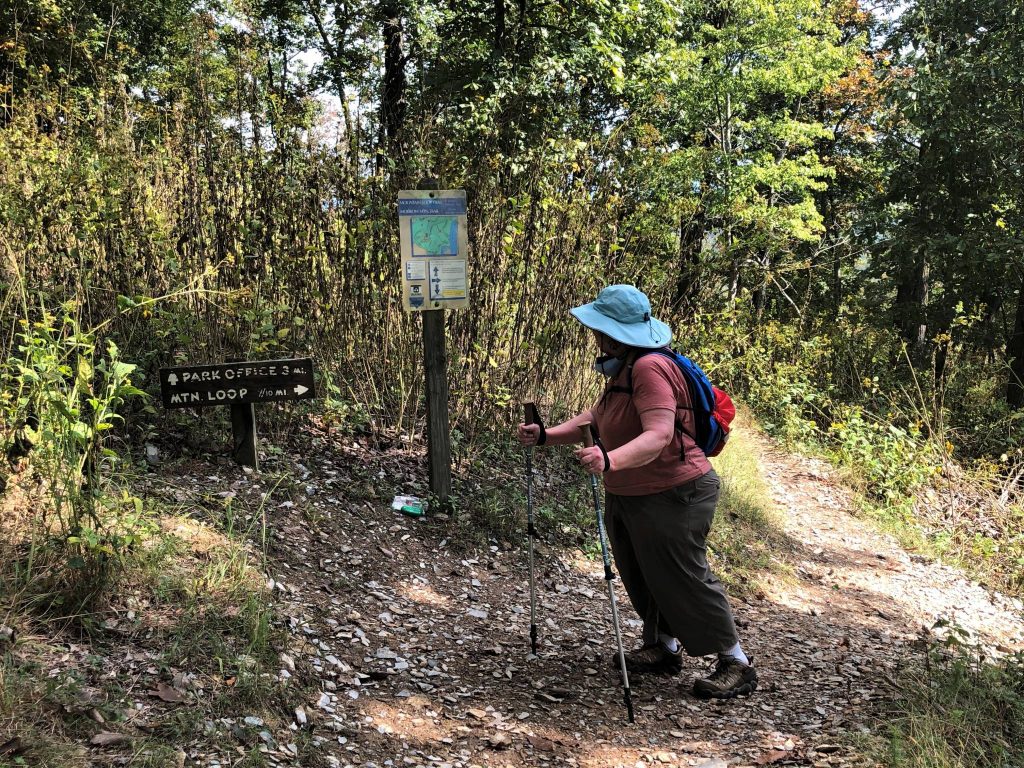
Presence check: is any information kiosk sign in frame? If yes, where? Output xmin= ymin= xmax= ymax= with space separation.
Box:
xmin=398 ymin=190 xmax=469 ymax=311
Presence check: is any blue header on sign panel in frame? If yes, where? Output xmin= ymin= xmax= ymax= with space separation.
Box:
xmin=398 ymin=197 xmax=467 ymax=216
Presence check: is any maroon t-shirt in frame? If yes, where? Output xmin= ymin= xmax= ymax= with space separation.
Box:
xmin=591 ymin=353 xmax=712 ymax=495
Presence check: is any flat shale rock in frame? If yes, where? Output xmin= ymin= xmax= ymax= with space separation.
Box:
xmin=120 ymin=425 xmax=1024 ymax=768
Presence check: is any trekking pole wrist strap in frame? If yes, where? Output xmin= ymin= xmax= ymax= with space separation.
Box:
xmin=525 ymin=402 xmax=547 ymax=446
xmin=596 ymin=438 xmax=611 ymax=473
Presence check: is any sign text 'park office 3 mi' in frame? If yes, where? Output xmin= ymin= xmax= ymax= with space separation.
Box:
xmin=398 ymin=189 xmax=469 ymax=312
xmin=159 ymin=358 xmax=316 ymax=409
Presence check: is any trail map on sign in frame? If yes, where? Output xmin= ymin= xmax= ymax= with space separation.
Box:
xmin=411 ymin=216 xmax=458 ymax=256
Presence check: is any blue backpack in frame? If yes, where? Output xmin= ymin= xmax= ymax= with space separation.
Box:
xmin=613 ymin=349 xmax=735 ymax=458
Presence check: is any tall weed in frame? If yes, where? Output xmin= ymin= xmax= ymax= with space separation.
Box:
xmin=1 ymin=303 xmax=147 ymax=612
xmin=693 ymin=315 xmax=939 ymax=506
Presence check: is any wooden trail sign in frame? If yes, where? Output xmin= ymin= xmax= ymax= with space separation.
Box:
xmin=159 ymin=358 xmax=315 ymax=408
xmin=159 ymin=357 xmax=317 ymax=469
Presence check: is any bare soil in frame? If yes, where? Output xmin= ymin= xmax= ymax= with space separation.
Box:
xmin=8 ymin=423 xmax=1023 ymax=768
xmin=234 ymin=425 xmax=1023 ymax=768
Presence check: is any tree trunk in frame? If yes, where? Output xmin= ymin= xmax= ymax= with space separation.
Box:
xmin=495 ymin=0 xmax=505 ymax=49
xmin=820 ymin=192 xmax=843 ymax=313
xmin=673 ymin=212 xmax=703 ymax=319
xmin=380 ymin=2 xmax=407 ymax=172
xmin=895 ymin=249 xmax=929 ymax=357
xmin=979 ymin=288 xmax=1004 ymax=359
xmin=728 ymin=256 xmax=741 ymax=304
xmin=307 ymin=2 xmax=357 ymax=160
xmin=832 ymin=246 xmax=842 ymax=312
xmin=751 ymin=250 xmax=770 ymax=320
xmin=1007 ymin=278 xmax=1024 ymax=408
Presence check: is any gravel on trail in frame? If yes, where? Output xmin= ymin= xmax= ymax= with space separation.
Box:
xmin=128 ymin=426 xmax=1024 ymax=767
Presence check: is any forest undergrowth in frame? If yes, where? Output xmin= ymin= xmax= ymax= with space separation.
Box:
xmin=4 ymin=0 xmax=1024 ymax=764
xmin=718 ymin=324 xmax=1024 ymax=768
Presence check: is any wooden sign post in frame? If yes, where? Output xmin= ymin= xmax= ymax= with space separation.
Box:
xmin=422 ymin=310 xmax=452 ymax=505
xmin=159 ymin=357 xmax=316 ymax=470
xmin=398 ymin=187 xmax=469 ymax=509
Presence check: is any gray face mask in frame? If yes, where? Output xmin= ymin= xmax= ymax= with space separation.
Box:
xmin=594 ymin=354 xmax=626 ymax=377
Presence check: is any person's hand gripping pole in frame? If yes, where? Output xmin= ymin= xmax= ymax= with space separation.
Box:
xmin=579 ymin=422 xmax=635 ymax=723
xmin=523 ymin=402 xmax=543 ymax=655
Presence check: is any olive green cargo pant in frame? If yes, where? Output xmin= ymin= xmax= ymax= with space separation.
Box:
xmin=605 ymin=469 xmax=739 ymax=657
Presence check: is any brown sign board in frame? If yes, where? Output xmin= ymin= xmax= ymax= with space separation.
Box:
xmin=159 ymin=358 xmax=316 ymax=409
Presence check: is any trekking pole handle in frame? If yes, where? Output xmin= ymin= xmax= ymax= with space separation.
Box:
xmin=579 ymin=422 xmax=595 ymax=448
xmin=524 ymin=402 xmax=547 ymax=445
xmin=579 ymin=422 xmax=611 ymax=473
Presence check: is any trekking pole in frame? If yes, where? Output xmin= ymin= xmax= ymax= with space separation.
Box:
xmin=579 ymin=422 xmax=634 ymax=724
xmin=523 ymin=402 xmax=541 ymax=656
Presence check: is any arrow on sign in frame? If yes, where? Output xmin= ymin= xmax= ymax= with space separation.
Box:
xmin=294 ymin=385 xmax=309 ymax=396
xmin=167 ymin=373 xmax=179 ymax=386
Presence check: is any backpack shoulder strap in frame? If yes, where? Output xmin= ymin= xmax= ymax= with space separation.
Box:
xmin=612 ymin=348 xmax=677 ymax=394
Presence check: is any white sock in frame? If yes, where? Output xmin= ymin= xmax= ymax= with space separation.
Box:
xmin=658 ymin=634 xmax=680 ymax=653
xmin=720 ymin=642 xmax=748 ymax=665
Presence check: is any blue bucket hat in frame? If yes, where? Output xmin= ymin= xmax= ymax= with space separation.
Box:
xmin=570 ymin=285 xmax=672 ymax=349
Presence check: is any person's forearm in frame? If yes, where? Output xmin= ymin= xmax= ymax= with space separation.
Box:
xmin=542 ymin=411 xmax=594 ymax=446
xmin=604 ymin=410 xmax=675 ymax=471
xmin=606 ymin=431 xmax=669 ymax=471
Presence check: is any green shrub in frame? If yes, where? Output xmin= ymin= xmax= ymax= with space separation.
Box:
xmin=827 ymin=407 xmax=938 ymax=504
xmin=1 ymin=304 xmax=148 ymax=608
xmin=883 ymin=627 xmax=1024 ymax=768
xmin=694 ymin=315 xmax=938 ymax=505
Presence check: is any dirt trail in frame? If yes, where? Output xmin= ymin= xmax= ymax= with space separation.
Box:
xmin=250 ymin=428 xmax=1024 ymax=768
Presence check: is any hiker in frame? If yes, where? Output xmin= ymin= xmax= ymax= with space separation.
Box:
xmin=516 ymin=284 xmax=756 ymax=699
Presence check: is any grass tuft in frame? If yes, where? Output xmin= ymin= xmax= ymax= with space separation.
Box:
xmin=0 ymin=495 xmax=287 ymax=766
xmin=709 ymin=411 xmax=794 ymax=591
xmin=880 ymin=631 xmax=1024 ymax=768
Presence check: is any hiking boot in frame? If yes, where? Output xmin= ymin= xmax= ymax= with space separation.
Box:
xmin=692 ymin=656 xmax=757 ymax=699
xmin=609 ymin=643 xmax=683 ymax=675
